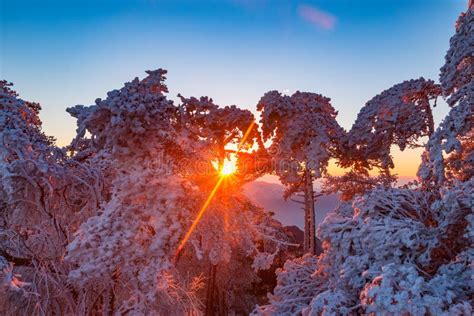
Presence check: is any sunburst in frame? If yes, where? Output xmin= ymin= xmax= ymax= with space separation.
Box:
xmin=220 ymin=158 xmax=237 ymax=176
xmin=174 ymin=120 xmax=255 ymax=261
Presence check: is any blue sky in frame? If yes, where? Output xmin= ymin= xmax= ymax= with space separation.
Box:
xmin=0 ymin=0 xmax=468 ymax=175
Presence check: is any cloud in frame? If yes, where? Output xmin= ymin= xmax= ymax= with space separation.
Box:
xmin=298 ymin=4 xmax=337 ymax=30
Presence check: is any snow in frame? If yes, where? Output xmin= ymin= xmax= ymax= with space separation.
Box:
xmin=1 ymin=6 xmax=472 ymax=315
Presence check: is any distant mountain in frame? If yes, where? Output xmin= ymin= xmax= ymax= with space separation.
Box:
xmin=243 ymin=181 xmax=340 ymax=229
xmin=282 ymin=225 xmax=304 ymax=246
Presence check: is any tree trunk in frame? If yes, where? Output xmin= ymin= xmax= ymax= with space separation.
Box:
xmin=205 ymin=264 xmax=218 ymax=316
xmin=106 ymin=269 xmax=119 ymax=316
xmin=303 ymin=188 xmax=310 ymax=253
xmin=304 ymin=169 xmax=317 ymax=255
xmin=424 ymin=100 xmax=435 ymax=137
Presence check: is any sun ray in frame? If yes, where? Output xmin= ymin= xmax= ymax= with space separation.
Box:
xmin=174 ymin=176 xmax=225 ymax=261
xmin=174 ymin=120 xmax=255 ymax=261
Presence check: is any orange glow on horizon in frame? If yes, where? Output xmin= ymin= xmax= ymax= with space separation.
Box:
xmin=326 ymin=147 xmax=423 ymax=179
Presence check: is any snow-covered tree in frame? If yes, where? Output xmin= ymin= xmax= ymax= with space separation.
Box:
xmin=418 ymin=5 xmax=473 ymax=187
xmin=256 ymin=180 xmax=473 ymax=315
xmin=176 ymin=201 xmax=292 ymax=315
xmin=0 ymin=81 xmax=102 ymax=314
xmin=64 ymin=70 xmax=210 ymax=314
xmin=175 ymin=94 xmax=289 ymax=314
xmin=257 ymin=91 xmax=344 ymax=254
xmin=177 ymin=94 xmax=258 ymax=170
xmin=325 ymin=78 xmax=441 ymax=201
xmin=65 ymin=70 xmax=285 ymax=314
xmin=345 ymin=78 xmax=441 ymax=171
xmin=323 ymin=170 xmax=396 ymax=202
xmin=252 ymin=254 xmax=320 ymax=315
xmin=256 ymin=5 xmax=473 ymax=315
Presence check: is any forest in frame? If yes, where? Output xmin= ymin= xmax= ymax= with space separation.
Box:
xmin=0 ymin=4 xmax=472 ymax=316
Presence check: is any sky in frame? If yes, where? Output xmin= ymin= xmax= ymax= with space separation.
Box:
xmin=0 ymin=0 xmax=468 ymax=178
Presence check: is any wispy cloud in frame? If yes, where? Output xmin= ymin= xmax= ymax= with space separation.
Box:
xmin=298 ymin=4 xmax=337 ymax=30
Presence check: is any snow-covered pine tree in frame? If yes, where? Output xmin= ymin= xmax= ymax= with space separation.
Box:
xmin=418 ymin=4 xmax=474 ymax=187
xmin=257 ymin=91 xmax=344 ymax=255
xmin=65 ymin=70 xmax=286 ymax=314
xmin=0 ymin=81 xmax=102 ymax=314
xmin=325 ymin=78 xmax=441 ymax=201
xmin=65 ymin=70 xmax=205 ymax=314
xmin=175 ymin=94 xmax=288 ymax=315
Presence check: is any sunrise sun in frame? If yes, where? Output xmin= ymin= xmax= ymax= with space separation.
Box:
xmin=221 ymin=158 xmax=237 ymax=176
